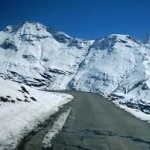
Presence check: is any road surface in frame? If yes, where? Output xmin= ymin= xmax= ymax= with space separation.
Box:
xmin=18 ymin=91 xmax=150 ymax=150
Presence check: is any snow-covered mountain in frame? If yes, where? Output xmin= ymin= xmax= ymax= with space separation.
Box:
xmin=69 ymin=34 xmax=143 ymax=95
xmin=0 ymin=22 xmax=150 ymax=117
xmin=0 ymin=22 xmax=93 ymax=89
xmin=1 ymin=21 xmax=150 ymax=150
xmin=111 ymin=49 xmax=150 ymax=115
xmin=68 ymin=34 xmax=150 ymax=116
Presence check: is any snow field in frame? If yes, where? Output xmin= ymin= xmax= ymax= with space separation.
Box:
xmin=0 ymin=78 xmax=73 ymax=150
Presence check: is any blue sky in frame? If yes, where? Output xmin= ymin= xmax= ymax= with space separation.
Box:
xmin=0 ymin=0 xmax=150 ymax=39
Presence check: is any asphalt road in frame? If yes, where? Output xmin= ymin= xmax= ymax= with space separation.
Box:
xmin=18 ymin=91 xmax=150 ymax=150
xmin=51 ymin=91 xmax=150 ymax=150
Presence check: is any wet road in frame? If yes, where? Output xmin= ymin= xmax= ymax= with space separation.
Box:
xmin=18 ymin=91 xmax=150 ymax=150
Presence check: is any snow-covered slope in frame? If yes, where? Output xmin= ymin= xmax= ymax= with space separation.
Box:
xmin=111 ymin=50 xmax=150 ymax=115
xmin=0 ymin=77 xmax=73 ymax=150
xmin=69 ymin=34 xmax=144 ymax=95
xmin=68 ymin=34 xmax=150 ymax=120
xmin=0 ymin=22 xmax=92 ymax=89
xmin=0 ymin=22 xmax=150 ymax=121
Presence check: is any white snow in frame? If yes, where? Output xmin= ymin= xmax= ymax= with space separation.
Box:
xmin=0 ymin=22 xmax=93 ymax=90
xmin=69 ymin=34 xmax=142 ymax=95
xmin=0 ymin=77 xmax=73 ymax=150
xmin=115 ymin=102 xmax=150 ymax=123
xmin=42 ymin=108 xmax=71 ymax=148
xmin=0 ymin=22 xmax=150 ymax=128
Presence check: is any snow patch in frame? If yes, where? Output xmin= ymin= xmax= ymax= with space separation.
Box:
xmin=42 ymin=108 xmax=71 ymax=148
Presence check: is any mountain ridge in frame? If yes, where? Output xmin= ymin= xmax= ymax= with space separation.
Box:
xmin=0 ymin=22 xmax=150 ymax=115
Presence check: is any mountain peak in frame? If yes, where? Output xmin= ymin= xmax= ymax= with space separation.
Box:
xmin=5 ymin=21 xmax=53 ymax=42
xmin=92 ymin=34 xmax=140 ymax=50
xmin=3 ymin=22 xmax=73 ymax=44
xmin=18 ymin=21 xmax=48 ymax=34
xmin=3 ymin=21 xmax=46 ymax=33
xmin=20 ymin=21 xmax=47 ymax=30
xmin=108 ymin=34 xmax=129 ymax=38
xmin=107 ymin=34 xmax=138 ymax=42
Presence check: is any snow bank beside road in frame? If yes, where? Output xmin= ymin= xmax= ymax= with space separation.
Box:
xmin=114 ymin=102 xmax=150 ymax=123
xmin=0 ymin=78 xmax=73 ymax=150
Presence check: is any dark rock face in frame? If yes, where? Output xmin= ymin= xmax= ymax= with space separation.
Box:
xmin=1 ymin=40 xmax=18 ymax=51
